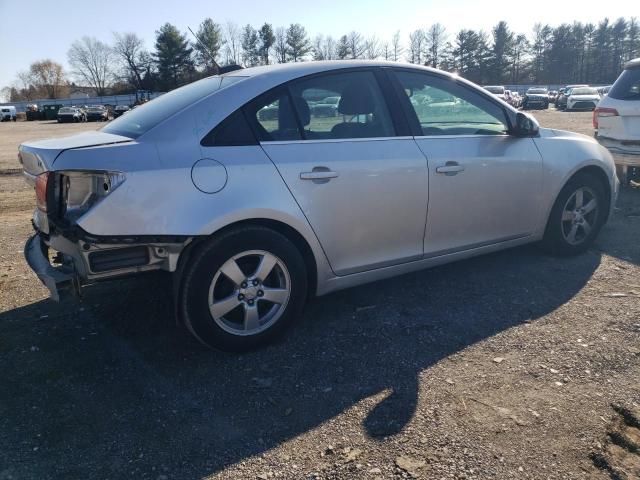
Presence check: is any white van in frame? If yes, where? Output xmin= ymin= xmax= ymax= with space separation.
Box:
xmin=0 ymin=106 xmax=17 ymax=122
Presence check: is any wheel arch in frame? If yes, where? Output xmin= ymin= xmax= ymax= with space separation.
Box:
xmin=175 ymin=217 xmax=319 ymax=302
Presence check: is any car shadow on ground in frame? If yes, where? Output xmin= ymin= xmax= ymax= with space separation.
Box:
xmin=0 ymin=240 xmax=606 ymax=478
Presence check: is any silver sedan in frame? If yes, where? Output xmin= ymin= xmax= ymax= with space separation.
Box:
xmin=21 ymin=61 xmax=618 ymax=351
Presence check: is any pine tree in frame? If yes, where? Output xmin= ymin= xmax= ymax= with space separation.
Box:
xmin=336 ymin=35 xmax=350 ymax=59
xmin=194 ymin=18 xmax=224 ymax=74
xmin=286 ymin=23 xmax=310 ymax=62
xmin=154 ymin=23 xmax=194 ymax=89
xmin=258 ymin=23 xmax=275 ymax=65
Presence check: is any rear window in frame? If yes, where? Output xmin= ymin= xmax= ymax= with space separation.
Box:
xmin=571 ymin=87 xmax=598 ymax=95
xmin=609 ymin=68 xmax=640 ymax=100
xmin=102 ymin=75 xmax=246 ymax=138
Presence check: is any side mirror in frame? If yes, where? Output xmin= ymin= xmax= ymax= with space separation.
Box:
xmin=512 ymin=112 xmax=539 ymax=137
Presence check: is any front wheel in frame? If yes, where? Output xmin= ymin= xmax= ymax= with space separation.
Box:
xmin=180 ymin=226 xmax=307 ymax=351
xmin=542 ymin=173 xmax=607 ymax=255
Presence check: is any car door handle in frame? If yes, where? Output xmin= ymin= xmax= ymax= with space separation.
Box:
xmin=300 ymin=170 xmax=339 ymax=180
xmin=436 ymin=162 xmax=465 ymax=175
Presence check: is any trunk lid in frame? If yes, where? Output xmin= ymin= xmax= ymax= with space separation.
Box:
xmin=20 ymin=131 xmax=132 ymax=180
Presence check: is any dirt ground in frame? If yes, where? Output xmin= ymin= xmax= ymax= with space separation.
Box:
xmin=0 ymin=112 xmax=639 ymax=480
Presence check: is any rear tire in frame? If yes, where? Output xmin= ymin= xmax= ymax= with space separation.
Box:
xmin=180 ymin=226 xmax=307 ymax=352
xmin=542 ymin=173 xmax=607 ymax=255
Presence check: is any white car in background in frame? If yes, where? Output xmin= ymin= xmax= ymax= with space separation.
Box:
xmin=565 ymin=87 xmax=600 ymax=111
xmin=595 ymin=58 xmax=640 ymax=185
xmin=483 ymin=85 xmax=507 ymax=101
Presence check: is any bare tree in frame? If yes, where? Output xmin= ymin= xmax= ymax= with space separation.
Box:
xmin=113 ymin=33 xmax=147 ymax=89
xmin=408 ymin=29 xmax=425 ymax=64
xmin=223 ymin=22 xmax=242 ymax=65
xmin=364 ymin=35 xmax=382 ymax=59
xmin=274 ymin=27 xmax=288 ymax=63
xmin=313 ymin=34 xmax=336 ymax=60
xmin=29 ymin=60 xmax=67 ymax=98
xmin=323 ymin=36 xmax=336 ymax=60
xmin=68 ymin=37 xmax=114 ymax=96
xmin=380 ymin=42 xmax=389 ymax=60
xmin=391 ymin=30 xmax=404 ymax=61
xmin=313 ymin=34 xmax=326 ymax=60
xmin=424 ymin=23 xmax=447 ymax=68
xmin=347 ymin=31 xmax=366 ymax=59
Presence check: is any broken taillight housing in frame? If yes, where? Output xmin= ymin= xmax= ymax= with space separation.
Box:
xmin=593 ymin=107 xmax=619 ymax=129
xmin=57 ymin=171 xmax=126 ymax=221
xmin=35 ymin=172 xmax=50 ymax=212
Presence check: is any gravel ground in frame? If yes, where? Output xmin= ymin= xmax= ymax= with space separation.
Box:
xmin=0 ymin=111 xmax=639 ymax=480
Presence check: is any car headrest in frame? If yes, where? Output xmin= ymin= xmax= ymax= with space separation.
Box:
xmin=338 ymin=83 xmax=375 ymax=115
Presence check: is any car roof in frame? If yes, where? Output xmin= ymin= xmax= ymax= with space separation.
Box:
xmin=224 ymin=60 xmax=454 ymax=82
xmin=625 ymin=58 xmax=640 ymax=69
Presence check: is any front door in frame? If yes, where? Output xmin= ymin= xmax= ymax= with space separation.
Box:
xmin=391 ymin=69 xmax=544 ymax=257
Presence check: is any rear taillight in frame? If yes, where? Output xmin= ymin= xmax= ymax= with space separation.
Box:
xmin=593 ymin=107 xmax=619 ymax=129
xmin=34 ymin=172 xmax=50 ymax=212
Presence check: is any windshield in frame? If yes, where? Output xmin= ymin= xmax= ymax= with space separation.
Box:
xmin=571 ymin=88 xmax=597 ymax=95
xmin=484 ymin=86 xmax=504 ymax=94
xmin=609 ymin=68 xmax=640 ymax=100
xmin=87 ymin=107 xmax=103 ymax=112
xmin=58 ymin=108 xmax=74 ymax=113
xmin=102 ymin=75 xmax=246 ymax=138
xmin=527 ymin=88 xmax=548 ymax=94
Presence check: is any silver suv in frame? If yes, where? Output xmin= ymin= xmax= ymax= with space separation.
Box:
xmin=21 ymin=61 xmax=617 ymax=351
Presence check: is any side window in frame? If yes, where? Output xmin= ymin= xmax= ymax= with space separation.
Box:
xmin=201 ymin=109 xmax=257 ymax=146
xmin=395 ymin=71 xmax=509 ymax=136
xmin=246 ymin=91 xmax=302 ymax=142
xmin=287 ymin=70 xmax=396 ymax=140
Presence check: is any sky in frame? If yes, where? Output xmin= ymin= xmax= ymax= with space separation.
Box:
xmin=0 ymin=0 xmax=633 ymax=92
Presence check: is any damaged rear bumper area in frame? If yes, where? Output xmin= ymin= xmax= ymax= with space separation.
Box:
xmin=24 ymin=234 xmax=80 ymax=301
xmin=24 ymin=229 xmax=190 ymax=302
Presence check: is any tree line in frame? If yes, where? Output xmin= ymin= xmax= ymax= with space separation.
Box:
xmin=3 ymin=16 xmax=640 ymax=102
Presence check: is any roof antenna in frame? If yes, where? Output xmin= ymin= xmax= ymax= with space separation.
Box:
xmin=188 ymin=26 xmax=221 ymax=75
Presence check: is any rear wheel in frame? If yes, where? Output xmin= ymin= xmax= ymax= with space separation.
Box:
xmin=180 ymin=226 xmax=307 ymax=351
xmin=542 ymin=173 xmax=607 ymax=255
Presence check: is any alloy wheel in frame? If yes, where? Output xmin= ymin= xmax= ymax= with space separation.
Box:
xmin=560 ymin=186 xmax=599 ymax=246
xmin=208 ymin=250 xmax=291 ymax=336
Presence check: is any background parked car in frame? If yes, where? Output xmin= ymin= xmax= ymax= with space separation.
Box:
xmin=310 ymin=96 xmax=340 ymax=117
xmin=85 ymin=105 xmax=109 ymax=122
xmin=483 ymin=85 xmax=507 ymax=101
xmin=594 ymin=58 xmax=640 ymax=185
xmin=556 ymin=84 xmax=588 ymax=110
xmin=56 ymin=107 xmax=85 ymax=123
xmin=565 ymin=87 xmax=600 ymax=111
xmin=0 ymin=106 xmax=17 ymax=121
xmin=522 ymin=88 xmax=549 ymax=109
xmin=113 ymin=105 xmax=131 ymax=118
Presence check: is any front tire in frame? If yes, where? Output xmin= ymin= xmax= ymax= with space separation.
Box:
xmin=542 ymin=173 xmax=607 ymax=255
xmin=180 ymin=226 xmax=307 ymax=351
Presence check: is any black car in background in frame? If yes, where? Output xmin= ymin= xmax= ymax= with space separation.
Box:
xmin=522 ymin=88 xmax=549 ymax=109
xmin=85 ymin=105 xmax=109 ymax=122
xmin=113 ymin=105 xmax=131 ymax=118
xmin=57 ymin=107 xmax=85 ymax=123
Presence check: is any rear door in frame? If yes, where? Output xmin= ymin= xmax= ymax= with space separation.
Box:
xmin=390 ymin=69 xmax=544 ymax=257
xmin=251 ymin=69 xmax=429 ymax=275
